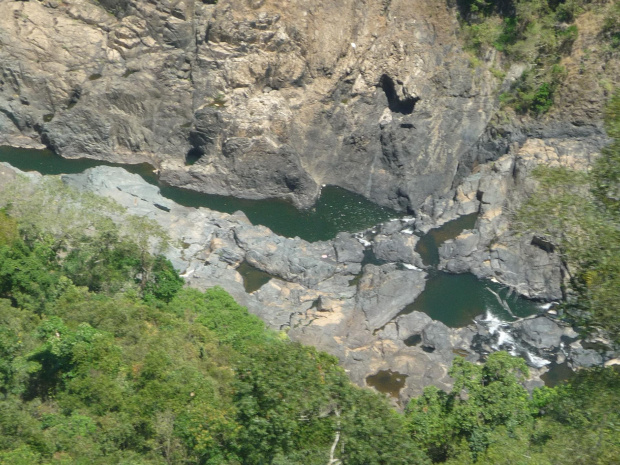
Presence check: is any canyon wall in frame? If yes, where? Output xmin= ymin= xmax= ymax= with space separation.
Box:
xmin=2 ymin=0 xmax=501 ymax=209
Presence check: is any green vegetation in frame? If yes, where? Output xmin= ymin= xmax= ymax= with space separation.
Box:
xmin=406 ymin=355 xmax=620 ymax=464
xmin=602 ymin=1 xmax=620 ymax=49
xmin=455 ymin=0 xmax=609 ymax=115
xmin=516 ymin=90 xmax=620 ymax=341
xmin=0 ymin=175 xmax=429 ymax=465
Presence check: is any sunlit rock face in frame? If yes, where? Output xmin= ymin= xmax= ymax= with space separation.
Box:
xmin=0 ymin=0 xmax=498 ymax=209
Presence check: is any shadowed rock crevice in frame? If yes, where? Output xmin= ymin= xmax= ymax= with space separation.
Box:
xmin=185 ymin=147 xmax=203 ymax=165
xmin=379 ymin=74 xmax=419 ymax=115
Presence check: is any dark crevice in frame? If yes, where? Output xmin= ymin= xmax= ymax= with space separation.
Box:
xmin=185 ymin=147 xmax=203 ymax=165
xmin=154 ymin=203 xmax=171 ymax=213
xmin=379 ymin=75 xmax=419 ymax=115
xmin=531 ymin=236 xmax=555 ymax=253
xmin=404 ymin=334 xmax=422 ymax=347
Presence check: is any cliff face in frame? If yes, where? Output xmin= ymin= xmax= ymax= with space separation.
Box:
xmin=1 ymin=0 xmax=497 ymax=209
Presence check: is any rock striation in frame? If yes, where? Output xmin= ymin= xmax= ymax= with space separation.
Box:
xmin=0 ymin=0 xmax=497 ymax=209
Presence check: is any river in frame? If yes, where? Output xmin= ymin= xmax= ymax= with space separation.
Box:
xmin=0 ymin=145 xmax=540 ymax=329
xmin=0 ymin=146 xmax=396 ymax=242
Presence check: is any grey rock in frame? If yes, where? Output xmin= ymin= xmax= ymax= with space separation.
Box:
xmin=234 ymin=226 xmax=337 ymax=287
xmin=422 ymin=321 xmax=452 ymax=351
xmin=333 ymin=232 xmax=365 ymax=263
xmin=513 ymin=317 xmax=563 ymax=350
xmin=356 ymin=263 xmax=426 ymax=331
xmin=570 ymin=345 xmax=604 ymax=368
xmin=0 ymin=0 xmax=498 ymax=210
xmin=396 ymin=311 xmax=433 ymax=339
xmin=372 ymin=232 xmax=422 ymax=266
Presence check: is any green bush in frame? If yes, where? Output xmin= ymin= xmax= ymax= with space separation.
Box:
xmin=457 ymin=0 xmax=587 ymax=115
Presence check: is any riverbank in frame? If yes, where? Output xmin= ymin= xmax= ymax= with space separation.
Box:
xmin=4 ymin=159 xmax=614 ymax=404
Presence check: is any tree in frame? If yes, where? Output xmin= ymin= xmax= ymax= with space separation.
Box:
xmin=406 ymin=352 xmax=532 ymax=462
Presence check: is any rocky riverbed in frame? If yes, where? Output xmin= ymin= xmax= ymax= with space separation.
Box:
xmin=1 ymin=0 xmax=619 ymax=404
xmin=4 ymin=160 xmax=615 ymax=405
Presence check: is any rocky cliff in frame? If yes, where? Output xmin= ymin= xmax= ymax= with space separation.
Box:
xmin=1 ymin=0 xmax=500 ymax=209
xmin=2 ymin=0 xmax=616 ymax=211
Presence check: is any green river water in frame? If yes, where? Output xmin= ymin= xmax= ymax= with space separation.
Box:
xmin=407 ymin=215 xmax=540 ymax=327
xmin=0 ymin=146 xmax=541 ymax=326
xmin=0 ymin=146 xmax=396 ymax=242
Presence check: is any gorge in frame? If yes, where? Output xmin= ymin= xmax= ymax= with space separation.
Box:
xmin=1 ymin=0 xmax=620 ymax=459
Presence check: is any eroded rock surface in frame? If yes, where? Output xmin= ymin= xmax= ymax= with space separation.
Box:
xmin=4 ymin=162 xmax=616 ymax=404
xmin=57 ymin=165 xmax=490 ymax=400
xmin=0 ymin=0 xmax=497 ymax=209
xmin=57 ymin=165 xmax=618 ymax=403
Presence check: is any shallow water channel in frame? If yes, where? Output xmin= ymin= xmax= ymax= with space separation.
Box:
xmin=406 ymin=215 xmax=540 ymax=328
xmin=0 ymin=146 xmax=397 ymax=242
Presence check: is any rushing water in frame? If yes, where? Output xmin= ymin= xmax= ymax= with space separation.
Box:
xmin=401 ymin=271 xmax=541 ymax=327
xmin=0 ymin=146 xmax=398 ymax=242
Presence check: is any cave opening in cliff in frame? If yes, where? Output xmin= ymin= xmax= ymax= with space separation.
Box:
xmin=379 ymin=74 xmax=419 ymax=115
xmin=185 ymin=147 xmax=203 ymax=165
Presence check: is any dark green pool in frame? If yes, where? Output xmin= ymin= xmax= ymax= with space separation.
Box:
xmin=0 ymin=146 xmax=398 ymax=242
xmin=407 ymin=213 xmax=540 ymax=327
xmin=0 ymin=145 xmax=159 ymax=185
xmin=400 ymin=271 xmax=541 ymax=327
xmin=541 ymin=362 xmax=575 ymax=387
xmin=159 ymin=183 xmax=397 ymax=242
xmin=236 ymin=261 xmax=274 ymax=293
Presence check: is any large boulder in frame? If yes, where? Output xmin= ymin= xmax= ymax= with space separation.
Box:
xmin=513 ymin=317 xmax=564 ymax=350
xmin=356 ymin=263 xmax=426 ymax=330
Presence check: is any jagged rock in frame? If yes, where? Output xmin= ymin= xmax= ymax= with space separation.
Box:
xmin=234 ymin=226 xmax=337 ymax=287
xmin=396 ymin=311 xmax=433 ymax=340
xmin=356 ymin=263 xmax=426 ymax=331
xmin=333 ymin=232 xmax=365 ymax=263
xmin=421 ymin=321 xmax=452 ymax=352
xmin=372 ymin=232 xmax=423 ymax=266
xmin=569 ymin=344 xmax=604 ymax=368
xmin=513 ymin=317 xmax=564 ymax=350
xmin=436 ymin=147 xmax=569 ymax=300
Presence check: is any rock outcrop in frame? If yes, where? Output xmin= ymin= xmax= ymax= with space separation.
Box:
xmin=1 ymin=0 xmax=497 ymax=209
xmin=60 ymin=165 xmax=458 ymax=400
xmin=56 ymin=165 xmax=618 ymax=401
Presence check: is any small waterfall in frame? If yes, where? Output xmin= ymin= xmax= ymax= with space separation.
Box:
xmin=477 ymin=310 xmax=551 ymax=368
